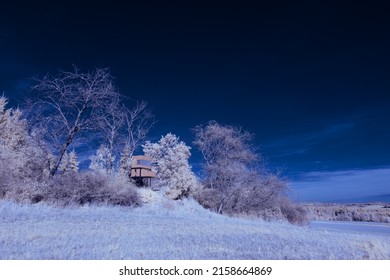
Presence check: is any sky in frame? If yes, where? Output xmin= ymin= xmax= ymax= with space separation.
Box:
xmin=1 ymin=1 xmax=389 ymax=202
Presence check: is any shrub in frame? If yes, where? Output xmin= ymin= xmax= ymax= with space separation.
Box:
xmin=194 ymin=179 xmax=308 ymax=224
xmin=44 ymin=172 xmax=141 ymax=207
xmin=193 ymin=187 xmax=221 ymax=212
xmin=137 ymin=188 xmax=163 ymax=204
xmin=194 ymin=173 xmax=285 ymax=213
xmin=280 ymin=201 xmax=308 ymax=225
xmin=0 ymin=145 xmax=48 ymax=202
xmin=0 ymin=169 xmax=141 ymax=207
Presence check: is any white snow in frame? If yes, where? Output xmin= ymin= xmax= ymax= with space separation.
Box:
xmin=0 ymin=200 xmax=389 ymax=260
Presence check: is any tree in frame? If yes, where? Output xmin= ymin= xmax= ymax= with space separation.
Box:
xmin=0 ymin=95 xmax=49 ymax=195
xmin=193 ymin=121 xmax=286 ymax=214
xmin=118 ymin=146 xmax=133 ymax=176
xmin=27 ymin=67 xmax=119 ymax=176
xmin=89 ymin=145 xmax=115 ymax=175
xmin=94 ymin=94 xmax=123 ymax=174
xmin=119 ymin=101 xmax=155 ymax=176
xmin=96 ymin=99 xmax=154 ymax=176
xmin=59 ymin=150 xmax=79 ymax=172
xmin=193 ymin=120 xmax=257 ymax=189
xmin=143 ymin=133 xmax=198 ymax=200
xmin=1 ymin=95 xmax=29 ymax=194
xmin=0 ymin=95 xmax=28 ymax=151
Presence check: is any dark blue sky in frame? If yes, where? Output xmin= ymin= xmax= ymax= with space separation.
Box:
xmin=1 ymin=1 xmax=389 ymax=202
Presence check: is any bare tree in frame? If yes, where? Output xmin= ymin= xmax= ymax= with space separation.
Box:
xmin=94 ymin=98 xmax=155 ymax=175
xmin=28 ymin=67 xmax=119 ymax=176
xmin=193 ymin=121 xmax=286 ymax=214
xmin=193 ymin=120 xmax=257 ymax=189
xmin=95 ymin=94 xmax=124 ymax=173
xmin=122 ymin=100 xmax=155 ymax=159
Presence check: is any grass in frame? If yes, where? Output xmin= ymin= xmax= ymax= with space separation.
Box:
xmin=0 ymin=199 xmax=389 ymax=259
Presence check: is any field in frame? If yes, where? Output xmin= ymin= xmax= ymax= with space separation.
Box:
xmin=0 ymin=199 xmax=389 ymax=260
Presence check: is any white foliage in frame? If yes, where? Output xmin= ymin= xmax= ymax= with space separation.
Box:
xmin=137 ymin=188 xmax=163 ymax=204
xmin=193 ymin=121 xmax=287 ymax=215
xmin=89 ymin=145 xmax=116 ymax=174
xmin=0 ymin=96 xmax=28 ymax=151
xmin=118 ymin=146 xmax=132 ymax=176
xmin=0 ymin=96 xmax=49 ymax=182
xmin=143 ymin=133 xmax=198 ymax=200
xmin=59 ymin=150 xmax=79 ymax=172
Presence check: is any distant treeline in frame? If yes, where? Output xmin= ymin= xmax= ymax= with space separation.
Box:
xmin=303 ymin=203 xmax=390 ymax=223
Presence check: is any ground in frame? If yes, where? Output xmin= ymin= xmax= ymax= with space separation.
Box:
xmin=0 ymin=200 xmax=389 ymax=259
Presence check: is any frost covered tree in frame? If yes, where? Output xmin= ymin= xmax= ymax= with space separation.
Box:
xmin=27 ymin=67 xmax=119 ymax=176
xmin=0 ymin=95 xmax=50 ymax=197
xmin=122 ymin=101 xmax=154 ymax=160
xmin=59 ymin=150 xmax=79 ymax=172
xmin=193 ymin=120 xmax=257 ymax=190
xmin=0 ymin=95 xmax=28 ymax=151
xmin=89 ymin=145 xmax=116 ymax=175
xmin=95 ymin=94 xmax=124 ymax=173
xmin=143 ymin=133 xmax=198 ymax=200
xmin=193 ymin=121 xmax=287 ymax=214
xmin=118 ymin=146 xmax=132 ymax=176
xmin=97 ymin=99 xmax=154 ymax=176
xmin=1 ymin=95 xmax=28 ymax=189
xmin=25 ymin=66 xmax=154 ymax=177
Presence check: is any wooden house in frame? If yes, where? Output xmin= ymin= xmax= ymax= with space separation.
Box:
xmin=130 ymin=155 xmax=156 ymax=186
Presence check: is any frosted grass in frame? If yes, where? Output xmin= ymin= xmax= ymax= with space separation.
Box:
xmin=0 ymin=200 xmax=389 ymax=259
xmin=310 ymin=221 xmax=390 ymax=237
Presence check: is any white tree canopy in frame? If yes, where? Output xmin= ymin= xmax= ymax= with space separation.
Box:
xmin=0 ymin=95 xmax=28 ymax=151
xmin=143 ymin=133 xmax=198 ymax=199
xmin=59 ymin=150 xmax=79 ymax=172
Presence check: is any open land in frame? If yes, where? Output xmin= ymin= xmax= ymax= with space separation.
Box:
xmin=1 ymin=200 xmax=389 ymax=260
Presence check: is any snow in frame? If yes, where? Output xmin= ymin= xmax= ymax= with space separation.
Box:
xmin=0 ymin=200 xmax=389 ymax=260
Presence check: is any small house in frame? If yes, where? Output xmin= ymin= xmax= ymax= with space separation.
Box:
xmin=130 ymin=155 xmax=156 ymax=186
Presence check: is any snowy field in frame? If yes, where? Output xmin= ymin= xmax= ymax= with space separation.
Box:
xmin=310 ymin=221 xmax=390 ymax=237
xmin=0 ymin=200 xmax=389 ymax=260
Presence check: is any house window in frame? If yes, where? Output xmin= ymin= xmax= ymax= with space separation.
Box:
xmin=137 ymin=159 xmax=151 ymax=166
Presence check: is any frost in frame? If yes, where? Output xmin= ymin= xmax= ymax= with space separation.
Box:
xmin=89 ymin=145 xmax=116 ymax=175
xmin=143 ymin=133 xmax=199 ymax=200
xmin=0 ymin=200 xmax=389 ymax=260
xmin=59 ymin=150 xmax=79 ymax=172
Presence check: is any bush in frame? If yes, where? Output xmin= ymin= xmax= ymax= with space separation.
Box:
xmin=137 ymin=188 xmax=163 ymax=204
xmin=44 ymin=172 xmax=141 ymax=207
xmin=280 ymin=201 xmax=308 ymax=225
xmin=0 ymin=145 xmax=47 ymax=201
xmin=193 ymin=187 xmax=221 ymax=212
xmin=194 ymin=179 xmax=308 ymax=225
xmin=0 ymin=169 xmax=141 ymax=207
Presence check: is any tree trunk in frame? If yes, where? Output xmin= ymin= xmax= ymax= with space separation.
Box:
xmin=50 ymin=125 xmax=79 ymax=176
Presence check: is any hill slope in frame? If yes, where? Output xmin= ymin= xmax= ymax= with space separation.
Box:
xmin=0 ymin=200 xmax=389 ymax=259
